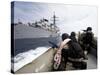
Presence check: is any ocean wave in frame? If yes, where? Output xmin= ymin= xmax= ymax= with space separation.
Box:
xmin=12 ymin=46 xmax=51 ymax=72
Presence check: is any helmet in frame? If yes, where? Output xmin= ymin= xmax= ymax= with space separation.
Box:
xmin=87 ymin=27 xmax=92 ymax=31
xmin=62 ymin=33 xmax=69 ymax=41
xmin=71 ymin=32 xmax=76 ymax=36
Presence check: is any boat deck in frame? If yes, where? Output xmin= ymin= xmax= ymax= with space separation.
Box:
xmin=15 ymin=48 xmax=97 ymax=74
xmin=87 ymin=54 xmax=97 ymax=69
xmin=65 ymin=54 xmax=97 ymax=70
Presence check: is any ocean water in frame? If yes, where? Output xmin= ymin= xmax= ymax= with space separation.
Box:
xmin=12 ymin=37 xmax=60 ymax=72
xmin=12 ymin=37 xmax=59 ymax=56
xmin=12 ymin=47 xmax=50 ymax=72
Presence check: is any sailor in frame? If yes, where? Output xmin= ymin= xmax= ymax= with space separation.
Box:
xmin=70 ymin=32 xmax=77 ymax=43
xmin=81 ymin=27 xmax=94 ymax=54
xmin=54 ymin=33 xmax=86 ymax=70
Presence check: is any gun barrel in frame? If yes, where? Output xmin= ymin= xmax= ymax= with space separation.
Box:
xmin=48 ymin=41 xmax=58 ymax=48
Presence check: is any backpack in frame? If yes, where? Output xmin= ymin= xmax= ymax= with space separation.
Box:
xmin=68 ymin=41 xmax=85 ymax=59
xmin=82 ymin=31 xmax=93 ymax=44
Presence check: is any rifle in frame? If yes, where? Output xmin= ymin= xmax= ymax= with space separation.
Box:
xmin=48 ymin=41 xmax=59 ymax=48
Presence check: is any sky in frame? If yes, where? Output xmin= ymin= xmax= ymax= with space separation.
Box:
xmin=12 ymin=1 xmax=98 ymax=36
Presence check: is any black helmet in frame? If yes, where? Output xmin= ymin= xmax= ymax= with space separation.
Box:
xmin=62 ymin=33 xmax=69 ymax=41
xmin=87 ymin=27 xmax=92 ymax=31
xmin=71 ymin=32 xmax=76 ymax=36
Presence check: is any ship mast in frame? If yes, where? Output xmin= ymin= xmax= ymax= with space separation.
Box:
xmin=51 ymin=12 xmax=58 ymax=26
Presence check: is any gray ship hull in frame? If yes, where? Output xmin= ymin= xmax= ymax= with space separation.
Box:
xmin=14 ymin=24 xmax=58 ymax=39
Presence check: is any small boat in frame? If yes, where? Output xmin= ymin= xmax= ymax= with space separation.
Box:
xmin=15 ymin=40 xmax=97 ymax=74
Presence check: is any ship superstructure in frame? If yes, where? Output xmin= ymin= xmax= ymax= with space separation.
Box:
xmin=13 ymin=13 xmax=60 ymax=39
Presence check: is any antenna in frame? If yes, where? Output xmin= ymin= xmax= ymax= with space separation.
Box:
xmin=51 ymin=12 xmax=58 ymax=26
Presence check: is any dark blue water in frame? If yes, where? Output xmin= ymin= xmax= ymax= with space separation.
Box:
xmin=13 ymin=37 xmax=60 ymax=56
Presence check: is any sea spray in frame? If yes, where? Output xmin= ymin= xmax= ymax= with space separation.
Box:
xmin=12 ymin=46 xmax=50 ymax=72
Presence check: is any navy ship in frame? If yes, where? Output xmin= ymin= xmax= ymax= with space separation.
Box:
xmin=12 ymin=13 xmax=60 ymax=56
xmin=14 ymin=14 xmax=60 ymax=39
